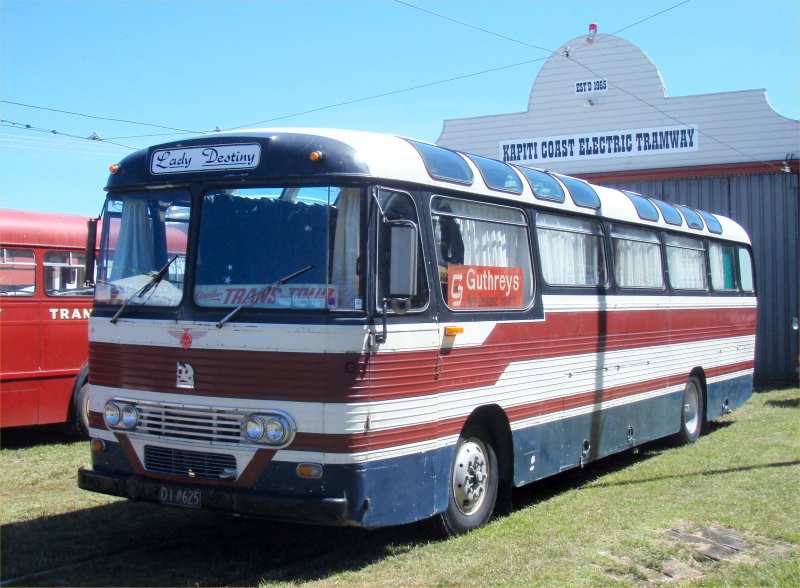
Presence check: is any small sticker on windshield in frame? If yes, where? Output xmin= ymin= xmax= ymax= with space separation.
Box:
xmin=354 ymin=298 xmax=363 ymax=310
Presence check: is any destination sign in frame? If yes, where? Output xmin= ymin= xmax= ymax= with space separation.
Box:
xmin=150 ymin=144 xmax=261 ymax=174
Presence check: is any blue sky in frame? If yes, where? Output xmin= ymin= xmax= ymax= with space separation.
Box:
xmin=2 ymin=0 xmax=798 ymax=216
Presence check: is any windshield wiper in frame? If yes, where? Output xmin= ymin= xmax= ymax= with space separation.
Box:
xmin=216 ymin=264 xmax=313 ymax=329
xmin=110 ymin=255 xmax=179 ymax=324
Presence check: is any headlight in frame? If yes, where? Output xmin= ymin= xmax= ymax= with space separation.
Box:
xmin=104 ymin=402 xmax=121 ymax=427
xmin=121 ymin=405 xmax=139 ymax=429
xmin=245 ymin=416 xmax=266 ymax=441
xmin=243 ymin=412 xmax=295 ymax=446
xmin=265 ymin=416 xmax=288 ymax=444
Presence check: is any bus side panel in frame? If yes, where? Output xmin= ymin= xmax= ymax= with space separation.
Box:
xmin=38 ymin=297 xmax=92 ymax=424
xmin=705 ymin=372 xmax=753 ymax=421
xmin=512 ymin=390 xmax=683 ymax=487
xmin=0 ymin=298 xmax=42 ymax=427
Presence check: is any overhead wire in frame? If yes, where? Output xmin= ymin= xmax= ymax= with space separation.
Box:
xmin=0 ymin=99 xmax=207 ymax=134
xmin=0 ymin=119 xmax=136 ymax=150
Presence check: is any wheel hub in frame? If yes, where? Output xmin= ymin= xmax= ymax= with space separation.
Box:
xmin=452 ymin=440 xmax=489 ymax=515
xmin=684 ymin=382 xmax=700 ymax=434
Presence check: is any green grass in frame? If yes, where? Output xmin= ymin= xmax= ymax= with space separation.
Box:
xmin=1 ymin=388 xmax=798 ymax=587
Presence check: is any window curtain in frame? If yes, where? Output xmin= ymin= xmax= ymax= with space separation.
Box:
xmin=330 ymin=188 xmax=361 ymax=309
xmin=666 ymin=246 xmax=706 ymax=289
xmin=455 ymin=218 xmax=528 ymax=270
xmin=111 ymin=199 xmax=154 ymax=280
xmin=709 ymin=242 xmax=736 ymax=290
xmin=614 ymin=239 xmax=663 ymax=288
xmin=538 ymin=229 xmax=602 ymax=285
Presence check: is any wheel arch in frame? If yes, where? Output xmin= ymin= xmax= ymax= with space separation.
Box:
xmin=463 ymin=404 xmax=514 ymax=495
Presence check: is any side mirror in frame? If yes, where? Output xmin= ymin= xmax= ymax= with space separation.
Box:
xmin=84 ymin=218 xmax=98 ymax=287
xmin=388 ymin=222 xmax=418 ymax=301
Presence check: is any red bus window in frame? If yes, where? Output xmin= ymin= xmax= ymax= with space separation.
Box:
xmin=45 ymin=251 xmax=92 ymax=296
xmin=0 ymin=248 xmax=36 ymax=296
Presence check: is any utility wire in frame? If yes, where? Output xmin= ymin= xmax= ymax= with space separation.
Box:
xmin=225 ymin=56 xmax=550 ymax=130
xmin=395 ymin=0 xmax=790 ymax=174
xmin=393 ymin=0 xmax=552 ymax=53
xmin=0 ymin=119 xmax=135 ymax=149
xmin=0 ymin=99 xmax=206 ymax=134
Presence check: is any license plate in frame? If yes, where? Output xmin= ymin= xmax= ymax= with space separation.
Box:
xmin=158 ymin=486 xmax=201 ymax=509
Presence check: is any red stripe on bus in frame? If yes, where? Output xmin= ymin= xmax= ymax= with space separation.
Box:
xmin=287 ymin=361 xmax=753 ymax=453
xmin=89 ymin=306 xmax=756 ymax=403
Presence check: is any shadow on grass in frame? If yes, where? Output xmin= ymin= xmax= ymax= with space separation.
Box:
xmin=0 ymin=425 xmax=82 ymax=450
xmin=0 ymin=418 xmax=751 ymax=587
xmin=766 ymin=398 xmax=800 ymax=409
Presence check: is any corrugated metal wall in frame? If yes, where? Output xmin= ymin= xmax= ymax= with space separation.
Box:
xmin=605 ymin=171 xmax=799 ymax=387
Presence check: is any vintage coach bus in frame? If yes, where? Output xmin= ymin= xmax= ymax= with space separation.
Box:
xmin=1 ymin=209 xmax=95 ymax=432
xmin=78 ymin=129 xmax=756 ymax=533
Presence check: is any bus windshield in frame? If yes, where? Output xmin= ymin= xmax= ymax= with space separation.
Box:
xmin=194 ymin=186 xmax=363 ymax=311
xmin=96 ymin=191 xmax=190 ymax=306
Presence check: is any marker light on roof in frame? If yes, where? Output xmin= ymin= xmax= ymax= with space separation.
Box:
xmin=108 ymin=163 xmax=120 ymax=174
xmin=309 ymin=150 xmax=325 ymax=162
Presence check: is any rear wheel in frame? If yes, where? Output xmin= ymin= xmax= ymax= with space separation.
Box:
xmin=434 ymin=424 xmax=499 ymax=536
xmin=675 ymin=376 xmax=704 ymax=444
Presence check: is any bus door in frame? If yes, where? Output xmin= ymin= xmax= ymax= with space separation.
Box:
xmin=0 ymin=246 xmax=41 ymax=426
xmin=372 ymin=188 xmax=441 ymax=509
xmin=39 ymin=249 xmax=93 ymax=423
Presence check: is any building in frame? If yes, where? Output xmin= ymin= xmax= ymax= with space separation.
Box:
xmin=437 ymin=31 xmax=799 ymax=386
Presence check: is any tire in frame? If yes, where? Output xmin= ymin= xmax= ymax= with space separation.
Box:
xmin=70 ymin=363 xmax=91 ymax=437
xmin=434 ymin=424 xmax=499 ymax=536
xmin=675 ymin=375 xmax=704 ymax=444
xmin=74 ymin=382 xmax=91 ymax=436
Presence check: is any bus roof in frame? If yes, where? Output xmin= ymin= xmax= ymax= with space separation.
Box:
xmin=107 ymin=128 xmax=751 ymax=244
xmin=0 ymin=208 xmax=90 ymax=249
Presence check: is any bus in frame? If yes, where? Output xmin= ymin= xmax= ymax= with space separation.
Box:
xmin=1 ymin=209 xmax=94 ymax=432
xmin=78 ymin=129 xmax=757 ymax=534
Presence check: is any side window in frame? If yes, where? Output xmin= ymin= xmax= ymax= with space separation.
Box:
xmin=0 ymin=248 xmax=36 ymax=296
xmin=738 ymin=247 xmax=754 ymax=292
xmin=709 ymin=242 xmax=736 ymax=291
xmin=664 ymin=235 xmax=707 ymax=290
xmin=44 ymin=251 xmax=92 ymax=296
xmin=611 ymin=226 xmax=664 ymax=289
xmin=536 ymin=213 xmax=606 ymax=286
xmin=377 ymin=189 xmax=429 ymax=310
xmin=431 ymin=196 xmax=533 ymax=310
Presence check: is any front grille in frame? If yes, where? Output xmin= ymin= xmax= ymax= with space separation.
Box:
xmin=135 ymin=402 xmax=243 ymax=444
xmin=144 ymin=445 xmax=237 ymax=480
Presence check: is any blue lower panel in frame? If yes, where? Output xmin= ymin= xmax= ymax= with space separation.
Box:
xmin=705 ymin=373 xmax=753 ymax=420
xmin=512 ymin=390 xmax=684 ymax=487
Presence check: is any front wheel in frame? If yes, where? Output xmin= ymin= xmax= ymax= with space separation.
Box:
xmin=434 ymin=425 xmax=499 ymax=536
xmin=675 ymin=376 xmax=704 ymax=444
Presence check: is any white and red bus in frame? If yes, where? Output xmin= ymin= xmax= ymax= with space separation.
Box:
xmin=1 ymin=209 xmax=94 ymax=432
xmin=79 ymin=130 xmax=756 ymax=533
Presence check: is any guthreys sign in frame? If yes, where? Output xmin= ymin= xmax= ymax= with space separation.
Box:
xmin=150 ymin=143 xmax=261 ymax=174
xmin=499 ymin=124 xmax=698 ymax=164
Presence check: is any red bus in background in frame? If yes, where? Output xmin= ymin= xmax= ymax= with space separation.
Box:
xmin=1 ymin=209 xmax=94 ymax=432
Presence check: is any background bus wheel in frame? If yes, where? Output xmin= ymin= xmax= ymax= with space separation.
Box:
xmin=435 ymin=424 xmax=499 ymax=536
xmin=675 ymin=376 xmax=704 ymax=444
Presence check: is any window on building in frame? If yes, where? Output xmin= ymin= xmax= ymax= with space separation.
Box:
xmin=44 ymin=251 xmax=91 ymax=296
xmin=611 ymin=226 xmax=664 ymax=289
xmin=709 ymin=241 xmax=737 ymax=291
xmin=536 ymin=213 xmax=606 ymax=286
xmin=738 ymin=247 xmax=754 ymax=292
xmin=665 ymin=235 xmax=707 ymax=290
xmin=431 ymin=196 xmax=533 ymax=310
xmin=518 ymin=168 xmax=566 ymax=203
xmin=0 ymin=248 xmax=35 ymax=296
